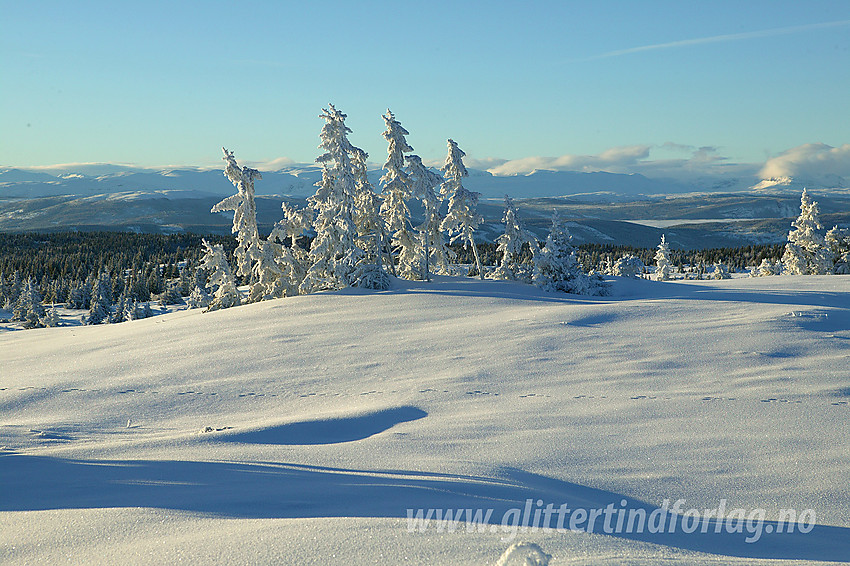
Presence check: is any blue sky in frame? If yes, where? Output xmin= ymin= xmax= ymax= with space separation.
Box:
xmin=2 ymin=0 xmax=849 ymax=176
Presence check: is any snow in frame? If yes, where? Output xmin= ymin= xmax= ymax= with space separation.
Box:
xmin=2 ymin=275 xmax=849 ymax=564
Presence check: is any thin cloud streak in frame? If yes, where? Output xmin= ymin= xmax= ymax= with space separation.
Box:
xmin=584 ymin=19 xmax=850 ymax=61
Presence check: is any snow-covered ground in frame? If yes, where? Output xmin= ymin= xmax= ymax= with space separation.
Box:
xmin=2 ymin=275 xmax=849 ymax=565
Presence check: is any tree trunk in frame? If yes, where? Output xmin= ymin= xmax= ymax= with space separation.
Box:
xmin=469 ymin=235 xmax=484 ymax=280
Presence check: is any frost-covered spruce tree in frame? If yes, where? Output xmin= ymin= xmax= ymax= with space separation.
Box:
xmin=826 ymin=226 xmax=850 ymax=274
xmin=12 ymin=278 xmax=46 ymax=329
xmin=87 ymin=271 xmax=113 ymax=325
xmin=492 ymin=195 xmax=535 ymax=281
xmin=67 ymin=278 xmax=92 ymax=310
xmin=111 ymin=289 xmax=129 ymax=323
xmin=654 ymin=234 xmax=673 ymax=281
xmin=612 ymin=254 xmax=645 ymax=278
xmin=212 ymin=148 xmax=262 ymax=281
xmin=300 ymin=105 xmax=365 ymax=293
xmin=750 ymin=258 xmax=779 ymax=277
xmin=186 ymin=275 xmax=213 ymax=310
xmin=268 ymin=201 xmax=311 ymax=293
xmin=351 ymin=146 xmax=391 ymax=290
xmin=0 ymin=274 xmax=9 ymax=309
xmin=158 ymin=280 xmax=184 ymax=307
xmin=439 ymin=139 xmax=485 ymax=279
xmin=379 ymin=110 xmax=419 ymax=279
xmin=712 ymin=262 xmax=731 ymax=279
xmin=247 ymin=240 xmax=289 ymax=302
xmin=407 ymin=154 xmax=452 ymax=277
xmin=532 ymin=211 xmax=608 ymax=295
xmin=41 ymin=304 xmax=61 ymax=328
xmin=199 ymin=239 xmax=240 ymax=312
xmin=782 ymin=189 xmax=831 ymax=275
xmin=4 ymin=272 xmax=22 ymax=309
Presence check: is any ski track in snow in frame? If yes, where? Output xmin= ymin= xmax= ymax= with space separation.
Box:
xmin=1 ymin=274 xmax=849 ymax=564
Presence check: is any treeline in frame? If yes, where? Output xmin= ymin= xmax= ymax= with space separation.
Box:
xmin=0 ymin=231 xmax=234 ymax=306
xmin=450 ymin=241 xmax=786 ymax=273
xmin=0 ymin=230 xmax=786 ymax=305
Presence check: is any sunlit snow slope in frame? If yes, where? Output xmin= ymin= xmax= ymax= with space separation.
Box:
xmin=2 ymin=276 xmax=849 ymax=565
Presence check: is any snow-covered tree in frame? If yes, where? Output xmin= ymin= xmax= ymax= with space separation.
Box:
xmin=86 ymin=271 xmax=113 ymax=325
xmin=712 ymin=262 xmax=731 ymax=279
xmin=300 ymin=105 xmax=365 ymax=294
xmin=439 ymin=139 xmax=484 ymax=279
xmin=825 ymin=225 xmax=850 ymax=274
xmin=3 ymin=272 xmax=22 ymax=310
xmin=782 ymin=189 xmax=831 ymax=275
xmin=247 ymin=240 xmax=290 ymax=302
xmin=407 ymin=154 xmax=452 ymax=278
xmin=186 ymin=280 xmax=213 ymax=310
xmin=492 ymin=195 xmax=535 ymax=281
xmin=111 ymin=289 xmax=129 ymax=323
xmin=123 ymin=300 xmax=153 ymax=321
xmin=212 ymin=148 xmax=262 ymax=280
xmin=654 ymin=234 xmax=673 ymax=281
xmin=750 ymin=258 xmax=780 ymax=277
xmin=268 ymin=201 xmax=312 ymax=294
xmin=351 ymin=146 xmax=391 ymax=290
xmin=0 ymin=274 xmax=10 ymax=309
xmin=68 ymin=279 xmax=92 ymax=310
xmin=158 ymin=280 xmax=184 ymax=307
xmin=612 ymin=254 xmax=645 ymax=278
xmin=41 ymin=304 xmax=61 ymax=328
xmin=199 ymin=240 xmax=240 ymax=312
xmin=379 ymin=109 xmax=418 ymax=279
xmin=532 ymin=211 xmax=608 ymax=295
xmin=12 ymin=278 xmax=46 ymax=329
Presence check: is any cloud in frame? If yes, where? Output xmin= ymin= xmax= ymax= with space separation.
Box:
xmin=759 ymin=143 xmax=850 ymax=181
xmin=483 ymin=145 xmax=767 ymax=188
xmin=585 ymin=19 xmax=850 ymax=60
xmin=243 ymin=157 xmax=297 ymax=171
xmin=487 ymin=145 xmax=651 ymax=176
xmin=461 ymin=157 xmax=509 ymax=170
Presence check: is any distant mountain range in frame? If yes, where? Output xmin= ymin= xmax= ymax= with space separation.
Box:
xmin=1 ymin=164 xmax=848 ymax=249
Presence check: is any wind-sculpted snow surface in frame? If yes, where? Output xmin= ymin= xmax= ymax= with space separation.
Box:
xmin=2 ymin=275 xmax=849 ymax=564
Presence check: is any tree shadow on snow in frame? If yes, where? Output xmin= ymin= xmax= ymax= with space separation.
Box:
xmin=2 ymin=454 xmax=848 ymax=562
xmin=215 ymin=406 xmax=427 ymax=445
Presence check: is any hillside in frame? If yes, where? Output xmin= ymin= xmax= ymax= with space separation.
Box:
xmin=2 ymin=275 xmax=849 ymax=564
xmin=3 ymin=165 xmax=849 ymax=249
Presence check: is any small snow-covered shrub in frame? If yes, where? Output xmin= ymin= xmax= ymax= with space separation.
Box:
xmin=496 ymin=542 xmax=551 ymax=566
xmin=351 ymin=263 xmax=391 ymax=290
xmin=712 ymin=262 xmax=731 ymax=279
xmin=612 ymin=254 xmax=645 ymax=278
xmin=750 ymin=258 xmax=779 ymax=277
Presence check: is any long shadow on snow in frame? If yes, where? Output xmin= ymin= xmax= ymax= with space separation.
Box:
xmin=339 ymin=276 xmax=850 ymax=314
xmin=216 ymin=406 xmax=427 ymax=445
xmin=2 ymin=454 xmax=847 ymax=562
